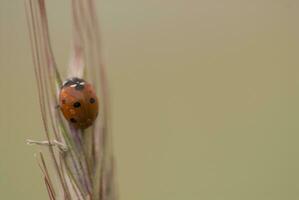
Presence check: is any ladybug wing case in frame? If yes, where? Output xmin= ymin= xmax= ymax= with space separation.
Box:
xmin=59 ymin=81 xmax=99 ymax=129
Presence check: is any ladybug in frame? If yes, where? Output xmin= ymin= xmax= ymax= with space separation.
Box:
xmin=59 ymin=77 xmax=99 ymax=129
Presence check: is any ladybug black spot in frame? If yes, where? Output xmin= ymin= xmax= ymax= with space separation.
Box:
xmin=70 ymin=118 xmax=77 ymax=123
xmin=62 ymin=99 xmax=66 ymax=104
xmin=90 ymin=98 xmax=96 ymax=104
xmin=73 ymin=102 xmax=81 ymax=108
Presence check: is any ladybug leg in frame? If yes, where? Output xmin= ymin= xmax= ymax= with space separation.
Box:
xmin=55 ymin=105 xmax=60 ymax=109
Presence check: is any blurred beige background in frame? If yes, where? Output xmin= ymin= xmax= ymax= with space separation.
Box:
xmin=1 ymin=0 xmax=299 ymax=199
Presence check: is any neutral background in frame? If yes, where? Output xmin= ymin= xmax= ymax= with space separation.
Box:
xmin=0 ymin=0 xmax=299 ymax=199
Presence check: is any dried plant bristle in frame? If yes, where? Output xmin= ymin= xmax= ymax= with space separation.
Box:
xmin=25 ymin=0 xmax=117 ymax=199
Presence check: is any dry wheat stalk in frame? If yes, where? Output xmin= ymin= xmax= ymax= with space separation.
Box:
xmin=25 ymin=0 xmax=117 ymax=199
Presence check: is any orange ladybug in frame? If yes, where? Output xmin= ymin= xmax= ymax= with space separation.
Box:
xmin=59 ymin=77 xmax=99 ymax=129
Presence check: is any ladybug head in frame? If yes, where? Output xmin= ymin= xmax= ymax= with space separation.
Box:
xmin=62 ymin=77 xmax=86 ymax=90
